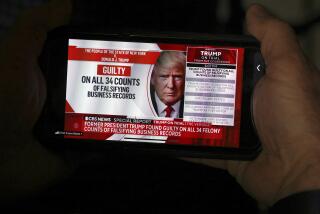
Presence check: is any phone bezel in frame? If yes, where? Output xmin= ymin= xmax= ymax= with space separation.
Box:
xmin=36 ymin=26 xmax=263 ymax=160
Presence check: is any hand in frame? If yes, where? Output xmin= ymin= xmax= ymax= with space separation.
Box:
xmin=185 ymin=4 xmax=320 ymax=208
xmin=0 ymin=0 xmax=73 ymax=199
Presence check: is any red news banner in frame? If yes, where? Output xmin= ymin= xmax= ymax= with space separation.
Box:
xmin=64 ymin=114 xmax=228 ymax=147
xmin=68 ymin=46 xmax=160 ymax=64
xmin=65 ymin=42 xmax=244 ymax=148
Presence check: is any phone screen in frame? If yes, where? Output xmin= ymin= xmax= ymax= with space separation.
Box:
xmin=63 ymin=39 xmax=245 ymax=148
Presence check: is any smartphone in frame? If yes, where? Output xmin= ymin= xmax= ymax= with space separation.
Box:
xmin=36 ymin=26 xmax=264 ymax=160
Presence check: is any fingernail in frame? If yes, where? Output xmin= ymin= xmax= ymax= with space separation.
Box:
xmin=249 ymin=4 xmax=272 ymax=20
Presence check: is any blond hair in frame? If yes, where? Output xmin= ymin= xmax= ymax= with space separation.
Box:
xmin=154 ymin=51 xmax=186 ymax=71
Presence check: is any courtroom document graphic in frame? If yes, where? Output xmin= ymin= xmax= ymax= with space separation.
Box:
xmin=64 ymin=39 xmax=244 ymax=147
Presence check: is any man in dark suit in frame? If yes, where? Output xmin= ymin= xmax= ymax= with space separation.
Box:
xmin=150 ymin=51 xmax=186 ymax=118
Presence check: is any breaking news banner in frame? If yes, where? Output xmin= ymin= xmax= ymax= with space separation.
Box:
xmin=64 ymin=39 xmax=244 ymax=148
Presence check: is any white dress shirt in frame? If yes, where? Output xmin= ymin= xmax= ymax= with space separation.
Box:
xmin=154 ymin=92 xmax=181 ymax=118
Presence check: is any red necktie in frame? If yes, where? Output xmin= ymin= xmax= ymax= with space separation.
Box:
xmin=164 ymin=106 xmax=174 ymax=117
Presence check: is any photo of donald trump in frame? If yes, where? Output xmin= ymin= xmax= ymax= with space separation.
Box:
xmin=150 ymin=51 xmax=186 ymax=118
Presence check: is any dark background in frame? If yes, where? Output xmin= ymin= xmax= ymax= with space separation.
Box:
xmin=0 ymin=0 xmax=319 ymax=213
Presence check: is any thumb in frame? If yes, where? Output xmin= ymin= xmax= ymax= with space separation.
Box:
xmin=0 ymin=0 xmax=72 ymax=132
xmin=181 ymin=157 xmax=252 ymax=182
xmin=181 ymin=157 xmax=228 ymax=170
xmin=246 ymin=4 xmax=301 ymax=68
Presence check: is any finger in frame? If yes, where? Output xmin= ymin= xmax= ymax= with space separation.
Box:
xmin=181 ymin=157 xmax=252 ymax=183
xmin=181 ymin=157 xmax=228 ymax=170
xmin=0 ymin=0 xmax=71 ymax=132
xmin=245 ymin=4 xmax=302 ymax=67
